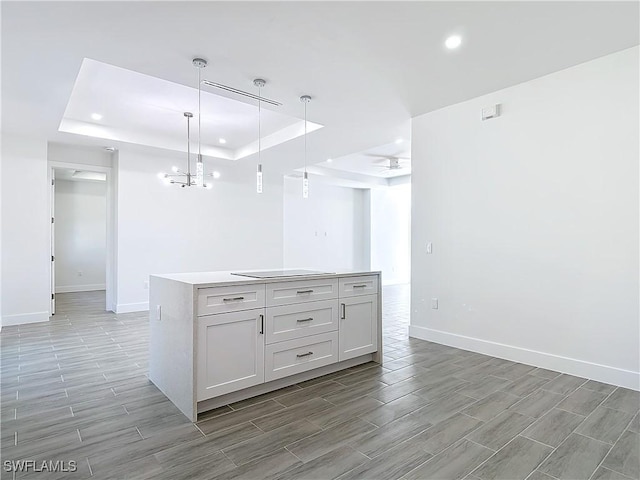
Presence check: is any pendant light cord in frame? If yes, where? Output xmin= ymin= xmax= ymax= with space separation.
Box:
xmin=304 ymin=101 xmax=307 ymax=173
xmin=258 ymin=85 xmax=262 ymax=163
xmin=198 ymin=66 xmax=202 ymax=158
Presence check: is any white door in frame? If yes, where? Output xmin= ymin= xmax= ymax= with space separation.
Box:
xmin=197 ymin=309 xmax=265 ymax=401
xmin=50 ymin=169 xmax=56 ymax=315
xmin=339 ymin=294 xmax=378 ymax=361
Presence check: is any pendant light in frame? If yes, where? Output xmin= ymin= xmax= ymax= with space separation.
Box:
xmin=300 ymin=95 xmax=311 ymax=198
xmin=193 ymin=58 xmax=207 ymax=187
xmin=157 ymin=58 xmax=214 ymax=189
xmin=254 ymin=78 xmax=265 ymax=193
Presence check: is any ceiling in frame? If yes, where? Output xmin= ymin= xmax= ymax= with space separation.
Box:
xmin=60 ymin=58 xmax=322 ymax=161
xmin=2 ymin=2 xmax=638 ymax=184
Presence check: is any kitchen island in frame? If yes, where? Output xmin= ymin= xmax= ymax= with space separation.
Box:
xmin=149 ymin=270 xmax=382 ymax=421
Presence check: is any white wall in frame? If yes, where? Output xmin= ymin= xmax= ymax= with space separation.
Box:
xmin=54 ymin=179 xmax=107 ymax=293
xmin=371 ymin=183 xmax=411 ymax=285
xmin=116 ymin=149 xmax=285 ymax=312
xmin=1 ymin=135 xmax=50 ymax=326
xmin=410 ymin=47 xmax=639 ymax=389
xmin=283 ymin=177 xmax=369 ymax=272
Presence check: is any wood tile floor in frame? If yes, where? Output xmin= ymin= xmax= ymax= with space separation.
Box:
xmin=1 ymin=286 xmax=638 ymax=479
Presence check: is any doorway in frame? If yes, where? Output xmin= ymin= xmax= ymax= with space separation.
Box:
xmin=49 ymin=162 xmax=116 ymax=315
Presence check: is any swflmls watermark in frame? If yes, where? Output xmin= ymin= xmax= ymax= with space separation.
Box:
xmin=3 ymin=460 xmax=77 ymax=473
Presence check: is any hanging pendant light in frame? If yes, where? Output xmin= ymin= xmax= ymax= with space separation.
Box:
xmin=193 ymin=58 xmax=207 ymax=187
xmin=254 ymin=78 xmax=265 ymax=194
xmin=300 ymin=95 xmax=311 ymax=198
xmin=157 ymin=58 xmax=215 ymax=189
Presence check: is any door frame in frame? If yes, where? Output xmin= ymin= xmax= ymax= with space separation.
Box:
xmin=48 ymin=161 xmax=117 ymax=313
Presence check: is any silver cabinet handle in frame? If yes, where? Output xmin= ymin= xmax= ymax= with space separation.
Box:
xmin=259 ymin=314 xmax=264 ymax=335
xmin=296 ymin=289 xmax=314 ymax=294
xmin=296 ymin=351 xmax=313 ymax=358
xmin=353 ymin=285 xmax=367 ymax=288
xmin=297 ymin=317 xmax=313 ymax=323
xmin=340 ymin=303 xmax=346 ymax=319
xmin=223 ymin=296 xmax=245 ymax=302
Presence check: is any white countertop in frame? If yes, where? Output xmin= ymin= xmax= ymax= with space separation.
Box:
xmin=150 ymin=269 xmax=381 ymax=287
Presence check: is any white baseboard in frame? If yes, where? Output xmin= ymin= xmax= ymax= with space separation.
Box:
xmin=56 ymin=284 xmax=106 ymax=294
xmin=116 ymin=302 xmax=149 ymax=314
xmin=1 ymin=311 xmax=50 ymax=328
xmin=409 ymin=325 xmax=640 ymax=391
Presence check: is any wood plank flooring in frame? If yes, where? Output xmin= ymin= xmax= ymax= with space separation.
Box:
xmin=1 ymin=286 xmax=638 ymax=479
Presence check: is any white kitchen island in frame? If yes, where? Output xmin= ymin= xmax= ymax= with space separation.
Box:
xmin=149 ymin=270 xmax=382 ymax=421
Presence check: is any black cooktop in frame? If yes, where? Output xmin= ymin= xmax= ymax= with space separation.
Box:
xmin=230 ymin=269 xmax=333 ymax=279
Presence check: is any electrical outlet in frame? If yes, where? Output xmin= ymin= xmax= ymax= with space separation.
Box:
xmin=156 ymin=305 xmax=162 ymax=321
xmin=426 ymin=242 xmax=433 ymax=254
xmin=431 ymin=298 xmax=439 ymax=309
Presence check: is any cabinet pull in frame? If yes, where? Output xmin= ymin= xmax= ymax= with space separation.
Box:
xmin=296 ymin=351 xmax=313 ymax=358
xmin=340 ymin=303 xmax=346 ymax=319
xmin=223 ymin=296 xmax=245 ymax=302
xmin=297 ymin=317 xmax=313 ymax=323
xmin=259 ymin=314 xmax=264 ymax=335
xmin=353 ymin=284 xmax=367 ymax=288
xmin=296 ymin=289 xmax=314 ymax=294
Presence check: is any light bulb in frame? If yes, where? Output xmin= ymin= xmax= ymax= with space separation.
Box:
xmin=303 ymin=171 xmax=309 ymax=199
xmin=163 ymin=177 xmax=171 ymax=186
xmin=257 ymin=165 xmax=263 ymax=194
xmin=157 ymin=172 xmax=166 ymax=179
xmin=212 ymin=171 xmax=221 ymax=179
xmin=445 ymin=35 xmax=462 ymax=50
xmin=171 ymin=166 xmax=179 ymax=173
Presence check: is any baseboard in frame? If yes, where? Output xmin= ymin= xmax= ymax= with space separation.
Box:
xmin=1 ymin=311 xmax=50 ymax=328
xmin=56 ymin=284 xmax=106 ymax=293
xmin=115 ymin=302 xmax=149 ymax=314
xmin=409 ymin=325 xmax=640 ymax=391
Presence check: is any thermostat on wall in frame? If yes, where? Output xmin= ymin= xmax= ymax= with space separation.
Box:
xmin=482 ymin=104 xmax=501 ymax=121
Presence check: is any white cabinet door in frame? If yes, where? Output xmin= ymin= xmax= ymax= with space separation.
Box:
xmin=197 ymin=309 xmax=265 ymax=401
xmin=339 ymin=294 xmax=378 ymax=361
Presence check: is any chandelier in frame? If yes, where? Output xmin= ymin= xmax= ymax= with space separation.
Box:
xmin=158 ymin=58 xmax=218 ymax=188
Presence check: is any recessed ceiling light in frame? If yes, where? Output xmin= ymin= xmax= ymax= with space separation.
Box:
xmin=327 ymin=158 xmax=333 ymax=163
xmin=212 ymin=171 xmax=221 ymax=179
xmin=219 ymin=138 xmax=227 ymax=144
xmin=395 ymin=139 xmax=404 ymax=144
xmin=91 ymin=113 xmax=103 ymax=121
xmin=445 ymin=35 xmax=462 ymax=50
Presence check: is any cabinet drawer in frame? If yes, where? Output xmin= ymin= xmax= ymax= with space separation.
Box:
xmin=266 ymin=300 xmax=339 ymax=345
xmin=339 ymin=275 xmax=378 ymax=297
xmin=197 ymin=284 xmax=265 ymax=316
xmin=265 ymin=332 xmax=339 ymax=382
xmin=266 ymin=278 xmax=338 ymax=306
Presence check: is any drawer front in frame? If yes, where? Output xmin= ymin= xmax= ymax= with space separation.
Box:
xmin=339 ymin=275 xmax=378 ymax=297
xmin=266 ymin=300 xmax=339 ymax=345
xmin=266 ymin=278 xmax=338 ymax=306
xmin=265 ymin=332 xmax=339 ymax=382
xmin=197 ymin=284 xmax=265 ymax=316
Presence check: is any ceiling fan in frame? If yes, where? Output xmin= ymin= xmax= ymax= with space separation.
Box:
xmin=366 ymin=154 xmax=411 ymax=171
